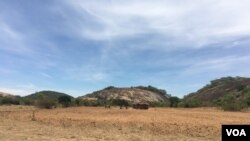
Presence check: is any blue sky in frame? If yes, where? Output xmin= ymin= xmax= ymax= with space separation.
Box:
xmin=1 ymin=0 xmax=250 ymax=97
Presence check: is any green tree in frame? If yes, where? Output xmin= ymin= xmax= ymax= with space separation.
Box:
xmin=169 ymin=96 xmax=180 ymax=107
xmin=58 ymin=95 xmax=72 ymax=107
xmin=75 ymin=98 xmax=81 ymax=106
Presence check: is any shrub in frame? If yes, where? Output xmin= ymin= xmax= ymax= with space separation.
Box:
xmin=20 ymin=98 xmax=34 ymax=105
xmin=221 ymin=93 xmax=247 ymax=111
xmin=237 ymin=84 xmax=247 ymax=91
xmin=36 ymin=96 xmax=56 ymax=109
xmin=169 ymin=96 xmax=180 ymax=107
xmin=242 ymin=87 xmax=250 ymax=94
xmin=178 ymin=99 xmax=202 ymax=108
xmin=0 ymin=97 xmax=20 ymax=105
xmin=244 ymin=91 xmax=250 ymax=106
xmin=150 ymin=101 xmax=169 ymax=107
xmin=75 ymin=98 xmax=81 ymax=106
xmin=111 ymin=99 xmax=129 ymax=107
xmin=58 ymin=95 xmax=72 ymax=107
xmin=76 ymin=99 xmax=100 ymax=106
xmin=213 ymin=99 xmax=223 ymax=106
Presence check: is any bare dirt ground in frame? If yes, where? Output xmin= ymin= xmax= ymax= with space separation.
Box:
xmin=0 ymin=106 xmax=250 ymax=141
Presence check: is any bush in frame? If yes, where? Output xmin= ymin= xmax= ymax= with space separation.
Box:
xmin=243 ymin=91 xmax=250 ymax=106
xmin=221 ymin=93 xmax=247 ymax=111
xmin=242 ymin=87 xmax=250 ymax=94
xmin=237 ymin=84 xmax=247 ymax=91
xmin=178 ymin=99 xmax=202 ymax=108
xmin=58 ymin=95 xmax=72 ymax=107
xmin=75 ymin=99 xmax=100 ymax=106
xmin=150 ymin=101 xmax=169 ymax=107
xmin=111 ymin=99 xmax=129 ymax=107
xmin=19 ymin=98 xmax=34 ymax=105
xmin=75 ymin=98 xmax=81 ymax=106
xmin=0 ymin=97 xmax=20 ymax=105
xmin=36 ymin=96 xmax=56 ymax=109
xmin=169 ymin=96 xmax=180 ymax=107
xmin=222 ymin=102 xmax=246 ymax=111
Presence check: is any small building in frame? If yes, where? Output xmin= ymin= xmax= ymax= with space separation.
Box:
xmin=132 ymin=103 xmax=149 ymax=110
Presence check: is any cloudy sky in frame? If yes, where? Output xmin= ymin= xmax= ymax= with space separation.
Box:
xmin=0 ymin=0 xmax=250 ymax=97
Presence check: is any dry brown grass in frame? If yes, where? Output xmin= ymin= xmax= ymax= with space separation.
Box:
xmin=0 ymin=105 xmax=250 ymax=141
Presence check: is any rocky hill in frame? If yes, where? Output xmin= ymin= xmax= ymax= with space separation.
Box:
xmin=79 ymin=86 xmax=170 ymax=104
xmin=183 ymin=76 xmax=250 ymax=106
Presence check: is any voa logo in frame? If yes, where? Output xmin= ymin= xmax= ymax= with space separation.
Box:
xmin=226 ymin=129 xmax=246 ymax=136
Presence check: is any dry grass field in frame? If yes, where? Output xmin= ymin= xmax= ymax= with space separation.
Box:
xmin=0 ymin=106 xmax=250 ymax=141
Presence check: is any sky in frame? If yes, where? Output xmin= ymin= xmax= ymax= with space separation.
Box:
xmin=0 ymin=0 xmax=250 ymax=97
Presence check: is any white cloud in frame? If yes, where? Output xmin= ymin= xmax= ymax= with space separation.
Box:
xmin=91 ymin=72 xmax=107 ymax=81
xmin=0 ymin=21 xmax=23 ymax=41
xmin=0 ymin=68 xmax=18 ymax=74
xmin=0 ymin=20 xmax=33 ymax=54
xmin=0 ymin=10 xmax=61 ymax=70
xmin=40 ymin=72 xmax=52 ymax=79
xmin=64 ymin=65 xmax=108 ymax=82
xmin=64 ymin=0 xmax=250 ymax=48
xmin=183 ymin=55 xmax=250 ymax=75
